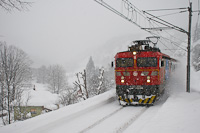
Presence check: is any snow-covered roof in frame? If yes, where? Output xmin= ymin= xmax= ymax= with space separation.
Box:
xmin=21 ymin=83 xmax=59 ymax=110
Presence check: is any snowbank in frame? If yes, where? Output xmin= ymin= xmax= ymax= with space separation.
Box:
xmin=0 ymin=89 xmax=116 ymax=133
xmin=138 ymin=58 xmax=200 ymax=133
xmin=139 ymin=92 xmax=200 ymax=133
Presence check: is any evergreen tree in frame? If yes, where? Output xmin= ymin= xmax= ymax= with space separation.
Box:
xmin=192 ymin=22 xmax=200 ymax=71
xmin=85 ymin=56 xmax=97 ymax=96
xmin=86 ymin=56 xmax=95 ymax=80
xmin=193 ymin=23 xmax=200 ymax=43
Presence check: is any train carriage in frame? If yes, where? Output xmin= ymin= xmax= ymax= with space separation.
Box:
xmin=114 ymin=40 xmax=177 ymax=106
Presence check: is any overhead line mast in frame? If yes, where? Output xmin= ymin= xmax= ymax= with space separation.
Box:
xmin=187 ymin=2 xmax=192 ymax=93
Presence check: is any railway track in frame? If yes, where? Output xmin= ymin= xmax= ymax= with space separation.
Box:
xmin=80 ymin=92 xmax=169 ymax=133
xmin=27 ymin=93 xmax=168 ymax=133
xmin=115 ymin=107 xmax=148 ymax=133
xmin=80 ymin=106 xmax=124 ymax=133
xmin=79 ymin=105 xmax=148 ymax=133
xmin=0 ymin=88 xmax=170 ymax=133
xmin=28 ymin=98 xmax=148 ymax=133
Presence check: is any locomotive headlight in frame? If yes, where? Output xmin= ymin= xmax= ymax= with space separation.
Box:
xmin=133 ymin=51 xmax=137 ymax=55
xmin=121 ymin=76 xmax=125 ymax=83
xmin=147 ymin=76 xmax=150 ymax=83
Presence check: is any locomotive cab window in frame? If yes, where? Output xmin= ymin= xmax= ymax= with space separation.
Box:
xmin=137 ymin=57 xmax=157 ymax=67
xmin=116 ymin=58 xmax=133 ymax=67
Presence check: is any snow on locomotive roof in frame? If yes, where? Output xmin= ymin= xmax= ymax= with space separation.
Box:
xmin=115 ymin=40 xmax=178 ymax=61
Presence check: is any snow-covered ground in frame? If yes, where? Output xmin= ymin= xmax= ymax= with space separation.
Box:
xmin=0 ymin=59 xmax=200 ymax=133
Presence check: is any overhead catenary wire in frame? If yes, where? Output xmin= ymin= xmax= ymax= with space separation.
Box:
xmin=145 ymin=4 xmax=187 ymax=52
xmin=141 ymin=6 xmax=188 ymax=46
xmin=140 ymin=3 xmax=189 ymax=53
xmin=94 ymin=0 xmax=142 ymax=28
xmin=143 ymin=10 xmax=188 ymax=34
xmin=148 ymin=31 xmax=187 ymax=52
xmin=150 ymin=10 xmax=188 ymax=19
xmin=145 ymin=7 xmax=188 ymax=12
xmin=128 ymin=0 xmax=189 ymax=47
xmin=94 ymin=0 xmax=188 ymax=53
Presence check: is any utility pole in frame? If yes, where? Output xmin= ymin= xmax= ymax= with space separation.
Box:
xmin=187 ymin=2 xmax=192 ymax=93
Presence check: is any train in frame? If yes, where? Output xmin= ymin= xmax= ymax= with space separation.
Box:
xmin=114 ymin=40 xmax=177 ymax=106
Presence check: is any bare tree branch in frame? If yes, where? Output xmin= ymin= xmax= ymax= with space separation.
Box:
xmin=0 ymin=0 xmax=32 ymax=12
xmin=0 ymin=42 xmax=32 ymax=124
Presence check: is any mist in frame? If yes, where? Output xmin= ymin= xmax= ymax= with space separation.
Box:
xmin=0 ymin=0 xmax=198 ymax=72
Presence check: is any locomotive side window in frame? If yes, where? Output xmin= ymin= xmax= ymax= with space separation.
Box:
xmin=161 ymin=60 xmax=165 ymax=67
xmin=116 ymin=58 xmax=133 ymax=67
xmin=137 ymin=57 xmax=157 ymax=67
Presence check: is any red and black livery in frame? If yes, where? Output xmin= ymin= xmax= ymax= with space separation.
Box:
xmin=114 ymin=40 xmax=177 ymax=106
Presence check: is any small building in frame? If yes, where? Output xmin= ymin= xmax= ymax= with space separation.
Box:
xmin=14 ymin=106 xmax=44 ymax=121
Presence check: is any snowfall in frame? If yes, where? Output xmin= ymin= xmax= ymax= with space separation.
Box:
xmin=0 ymin=57 xmax=200 ymax=133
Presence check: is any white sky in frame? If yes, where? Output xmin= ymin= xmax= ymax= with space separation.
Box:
xmin=0 ymin=0 xmax=199 ymax=72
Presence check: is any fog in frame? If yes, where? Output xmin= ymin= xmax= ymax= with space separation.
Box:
xmin=0 ymin=0 xmax=198 ymax=72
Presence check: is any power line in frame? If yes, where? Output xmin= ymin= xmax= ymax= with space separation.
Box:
xmin=94 ymin=0 xmax=142 ymax=28
xmin=150 ymin=10 xmax=188 ymax=18
xmin=145 ymin=7 xmax=188 ymax=12
xmin=94 ymin=0 xmax=188 ymax=53
xmin=143 ymin=10 xmax=188 ymax=33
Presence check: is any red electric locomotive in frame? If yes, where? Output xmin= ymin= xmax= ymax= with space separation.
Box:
xmin=114 ymin=40 xmax=176 ymax=106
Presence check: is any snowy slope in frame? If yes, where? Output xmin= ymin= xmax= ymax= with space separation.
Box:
xmin=0 ymin=60 xmax=200 ymax=133
xmin=0 ymin=89 xmax=116 ymax=133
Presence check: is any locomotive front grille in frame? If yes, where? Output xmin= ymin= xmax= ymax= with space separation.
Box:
xmin=116 ymin=85 xmax=159 ymax=96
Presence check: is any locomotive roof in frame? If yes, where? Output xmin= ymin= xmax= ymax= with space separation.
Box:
xmin=115 ymin=50 xmax=171 ymax=59
xmin=115 ymin=40 xmax=177 ymax=61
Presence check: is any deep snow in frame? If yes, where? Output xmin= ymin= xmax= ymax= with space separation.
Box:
xmin=21 ymin=83 xmax=60 ymax=110
xmin=0 ymin=59 xmax=200 ymax=133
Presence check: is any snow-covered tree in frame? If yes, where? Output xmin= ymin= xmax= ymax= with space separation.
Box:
xmin=95 ymin=67 xmax=104 ymax=95
xmin=86 ymin=56 xmax=95 ymax=80
xmin=36 ymin=65 xmax=48 ymax=84
xmin=103 ymin=64 xmax=115 ymax=90
xmin=192 ymin=44 xmax=200 ymax=71
xmin=0 ymin=42 xmax=32 ymax=124
xmin=85 ymin=56 xmax=99 ymax=96
xmin=59 ymin=86 xmax=77 ymax=106
xmin=47 ymin=65 xmax=67 ymax=94
xmin=193 ymin=23 xmax=200 ymax=43
xmin=91 ymin=66 xmax=115 ymax=95
xmin=85 ymin=57 xmax=115 ymax=97
xmin=192 ymin=23 xmax=200 ymax=71
xmin=73 ymin=70 xmax=89 ymax=101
